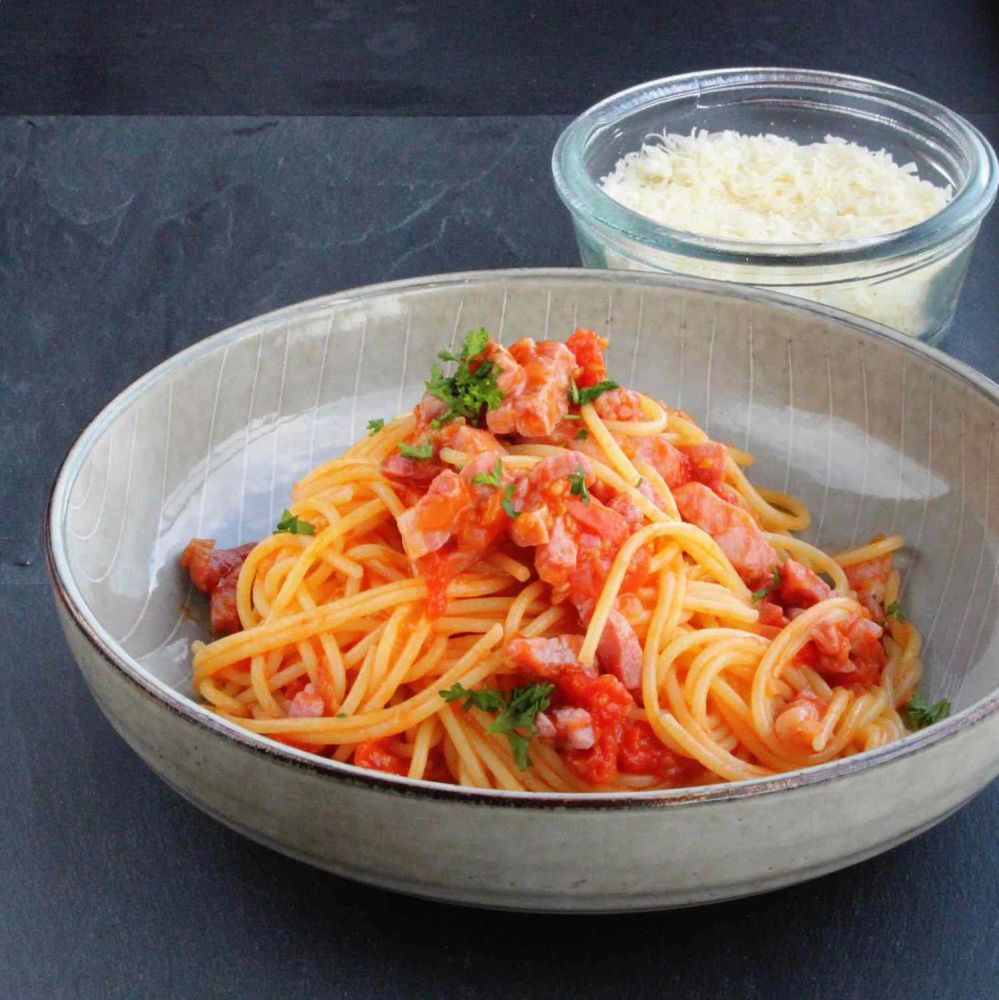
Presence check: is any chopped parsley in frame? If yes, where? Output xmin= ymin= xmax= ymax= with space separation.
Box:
xmin=426 ymin=328 xmax=505 ymax=428
xmin=275 ymin=509 xmax=316 ymax=536
xmin=750 ymin=567 xmax=781 ymax=602
xmin=501 ymin=482 xmax=519 ymax=518
xmin=397 ymin=440 xmax=434 ymax=460
xmin=569 ymin=377 xmax=619 ymax=407
xmin=472 ymin=458 xmax=504 ymax=488
xmin=885 ymin=600 xmax=906 ymax=623
xmin=366 ymin=417 xmax=385 ymax=434
xmin=575 ymin=427 xmax=589 ymax=441
xmin=902 ymin=693 xmax=951 ymax=730
xmin=568 ymin=466 xmax=591 ymax=504
xmin=441 ymin=681 xmax=554 ymax=769
xmin=635 ymin=477 xmax=644 ymax=488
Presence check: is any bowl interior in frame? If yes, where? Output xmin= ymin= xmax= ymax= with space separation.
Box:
xmin=53 ymin=272 xmax=999 ymax=734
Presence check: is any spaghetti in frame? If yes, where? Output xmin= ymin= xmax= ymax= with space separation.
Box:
xmin=182 ymin=327 xmax=942 ymax=792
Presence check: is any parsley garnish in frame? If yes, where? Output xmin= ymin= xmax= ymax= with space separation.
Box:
xmin=426 ymin=328 xmax=505 ymax=428
xmin=398 ymin=440 xmax=434 ymax=460
xmin=902 ymin=692 xmax=951 ymax=730
xmin=569 ymin=377 xmax=619 ymax=407
xmin=635 ymin=477 xmax=644 ymax=488
xmin=275 ymin=509 xmax=316 ymax=536
xmin=501 ymin=482 xmax=519 ymax=518
xmin=885 ymin=600 xmax=906 ymax=623
xmin=441 ymin=681 xmax=554 ymax=769
xmin=575 ymin=427 xmax=589 ymax=441
xmin=751 ymin=567 xmax=781 ymax=602
xmin=568 ymin=466 xmax=590 ymax=504
xmin=472 ymin=458 xmax=504 ymax=488
xmin=366 ymin=418 xmax=385 ymax=434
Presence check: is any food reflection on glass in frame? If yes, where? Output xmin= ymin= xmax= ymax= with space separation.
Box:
xmin=182 ymin=328 xmax=949 ymax=791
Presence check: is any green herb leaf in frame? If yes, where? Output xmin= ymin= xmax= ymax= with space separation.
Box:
xmin=568 ymin=466 xmax=591 ymax=504
xmin=472 ymin=458 xmax=504 ymax=489
xmin=569 ymin=377 xmax=619 ymax=407
xmin=366 ymin=418 xmax=385 ymax=434
xmin=440 ymin=682 xmax=505 ymax=712
xmin=501 ymin=482 xmax=519 ymax=518
xmin=275 ymin=509 xmax=316 ymax=536
xmin=426 ymin=328 xmax=505 ymax=428
xmin=442 ymin=681 xmax=554 ymax=769
xmin=885 ymin=600 xmax=906 ymax=623
xmin=902 ymin=692 xmax=951 ymax=730
xmin=397 ymin=440 xmax=434 ymax=460
xmin=635 ymin=477 xmax=644 ymax=488
xmin=575 ymin=427 xmax=589 ymax=441
xmin=751 ymin=567 xmax=782 ymax=602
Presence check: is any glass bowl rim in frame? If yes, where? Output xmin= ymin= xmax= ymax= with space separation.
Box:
xmin=552 ymin=67 xmax=998 ymax=267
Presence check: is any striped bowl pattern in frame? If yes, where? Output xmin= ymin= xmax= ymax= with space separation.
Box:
xmin=48 ymin=269 xmax=999 ymax=910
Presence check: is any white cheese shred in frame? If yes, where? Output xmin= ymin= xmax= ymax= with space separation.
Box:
xmin=600 ymin=130 xmax=952 ymax=243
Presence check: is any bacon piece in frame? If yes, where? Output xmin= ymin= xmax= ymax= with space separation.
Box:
xmin=594 ymin=609 xmax=643 ymax=691
xmin=844 ymin=553 xmax=893 ymax=621
xmin=441 ymin=423 xmax=504 ymax=456
xmin=571 ymin=599 xmax=643 ymax=691
xmin=673 ymin=482 xmax=780 ymax=589
xmin=780 ymin=558 xmax=832 ymax=609
xmin=485 ymin=338 xmax=575 ymax=439
xmin=396 ymin=470 xmax=472 ymax=560
xmin=565 ymin=328 xmax=609 ymax=388
xmin=593 ymin=387 xmax=644 ymax=421
xmin=181 ymin=538 xmax=255 ymax=635
xmin=608 ymin=493 xmax=645 ymax=531
xmin=625 ymin=435 xmax=693 ymax=489
xmin=381 ymin=453 xmax=444 ymax=488
xmin=413 ymin=392 xmax=448 ymax=429
xmin=680 ymin=441 xmax=728 ymax=491
xmin=537 ymin=708 xmax=597 ymax=751
xmin=288 ymin=682 xmax=326 ymax=718
xmin=802 ymin=614 xmax=886 ymax=687
xmin=504 ymin=634 xmax=592 ymax=679
xmin=535 ymin=516 xmax=578 ymax=588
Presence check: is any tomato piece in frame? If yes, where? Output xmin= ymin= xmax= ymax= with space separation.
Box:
xmin=681 ymin=442 xmax=728 ymax=491
xmin=354 ymin=739 xmax=408 ymax=776
xmin=618 ymin=719 xmax=697 ymax=783
xmin=566 ymin=328 xmax=609 ymax=387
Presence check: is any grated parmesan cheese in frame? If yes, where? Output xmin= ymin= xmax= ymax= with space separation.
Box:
xmin=600 ymin=130 xmax=952 ymax=243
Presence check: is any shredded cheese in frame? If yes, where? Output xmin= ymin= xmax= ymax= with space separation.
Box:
xmin=601 ymin=130 xmax=952 ymax=243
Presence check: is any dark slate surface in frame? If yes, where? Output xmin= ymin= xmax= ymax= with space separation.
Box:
xmin=1 ymin=0 xmax=997 ymax=116
xmin=2 ymin=113 xmax=998 ymax=998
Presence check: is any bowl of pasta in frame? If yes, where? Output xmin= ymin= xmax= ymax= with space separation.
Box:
xmin=48 ymin=268 xmax=999 ymax=911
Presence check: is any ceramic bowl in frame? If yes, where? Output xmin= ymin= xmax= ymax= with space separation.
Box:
xmin=47 ymin=269 xmax=999 ymax=912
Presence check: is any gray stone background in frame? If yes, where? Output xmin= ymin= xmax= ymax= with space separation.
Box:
xmin=1 ymin=2 xmax=997 ymax=998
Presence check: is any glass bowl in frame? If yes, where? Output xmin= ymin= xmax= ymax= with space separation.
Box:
xmin=552 ymin=68 xmax=997 ymax=343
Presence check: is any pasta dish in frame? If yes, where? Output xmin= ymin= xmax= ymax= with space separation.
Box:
xmin=181 ymin=328 xmax=948 ymax=792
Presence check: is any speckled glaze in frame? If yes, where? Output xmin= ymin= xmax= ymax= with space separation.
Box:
xmin=48 ymin=269 xmax=999 ymax=911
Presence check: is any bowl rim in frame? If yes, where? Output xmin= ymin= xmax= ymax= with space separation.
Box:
xmin=47 ymin=266 xmax=999 ymax=810
xmin=552 ymin=67 xmax=999 ymax=267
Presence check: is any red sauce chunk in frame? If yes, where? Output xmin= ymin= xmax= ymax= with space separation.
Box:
xmin=181 ymin=538 xmax=255 ymax=635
